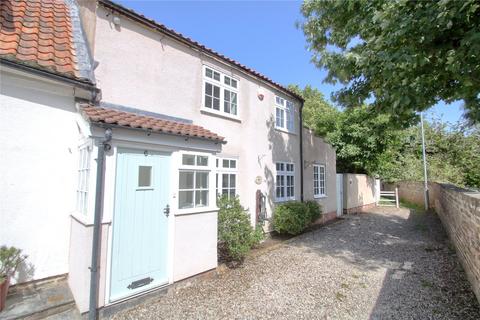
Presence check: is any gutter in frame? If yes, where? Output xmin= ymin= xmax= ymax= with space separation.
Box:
xmin=299 ymin=101 xmax=304 ymax=202
xmin=88 ymin=129 xmax=112 ymax=320
xmin=0 ymin=58 xmax=99 ymax=98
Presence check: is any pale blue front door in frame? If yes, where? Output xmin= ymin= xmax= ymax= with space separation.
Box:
xmin=110 ymin=149 xmax=170 ymax=301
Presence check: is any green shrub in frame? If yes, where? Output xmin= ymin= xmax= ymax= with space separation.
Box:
xmin=217 ymin=196 xmax=264 ymax=263
xmin=273 ymin=201 xmax=310 ymax=235
xmin=274 ymin=201 xmax=323 ymax=235
xmin=305 ymin=200 xmax=322 ymax=222
xmin=0 ymin=246 xmax=27 ymax=281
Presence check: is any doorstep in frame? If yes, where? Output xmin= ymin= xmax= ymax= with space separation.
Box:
xmin=0 ymin=275 xmax=80 ymax=320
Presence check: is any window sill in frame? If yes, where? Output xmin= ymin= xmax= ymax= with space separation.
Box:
xmin=70 ymin=212 xmax=94 ymax=226
xmin=200 ymin=108 xmax=241 ymax=123
xmin=175 ymin=206 xmax=219 ymax=216
xmin=274 ymin=127 xmax=296 ymax=135
xmin=274 ymin=198 xmax=296 ymax=203
xmin=314 ymin=195 xmax=327 ymax=199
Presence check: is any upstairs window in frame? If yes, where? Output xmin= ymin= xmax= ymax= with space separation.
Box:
xmin=275 ymin=162 xmax=295 ymax=202
xmin=203 ymin=66 xmax=238 ymax=117
xmin=313 ymin=164 xmax=326 ymax=197
xmin=275 ymin=96 xmax=295 ymax=133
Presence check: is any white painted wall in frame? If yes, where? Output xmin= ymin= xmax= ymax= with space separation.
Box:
xmin=302 ymin=128 xmax=337 ymax=214
xmin=0 ymin=70 xmax=79 ymax=282
xmin=173 ymin=211 xmax=218 ymax=281
xmin=93 ymin=6 xmax=303 ymax=224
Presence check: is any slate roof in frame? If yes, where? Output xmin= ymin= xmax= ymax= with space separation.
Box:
xmin=99 ymin=0 xmax=304 ymax=102
xmin=0 ymin=0 xmax=93 ymax=82
xmin=81 ymin=105 xmax=225 ymax=143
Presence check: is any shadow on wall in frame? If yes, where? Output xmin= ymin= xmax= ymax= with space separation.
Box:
xmin=343 ymin=174 xmax=376 ymax=211
xmin=262 ymin=115 xmax=299 ymax=220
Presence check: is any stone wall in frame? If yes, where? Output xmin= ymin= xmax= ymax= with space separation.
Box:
xmin=390 ymin=181 xmax=480 ymax=303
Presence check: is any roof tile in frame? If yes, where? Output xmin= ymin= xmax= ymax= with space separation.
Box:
xmin=81 ymin=105 xmax=225 ymax=143
xmin=0 ymin=0 xmax=82 ymax=80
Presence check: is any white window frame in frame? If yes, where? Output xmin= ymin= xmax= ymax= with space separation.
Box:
xmin=76 ymin=141 xmax=92 ymax=216
xmin=202 ymin=65 xmax=240 ymax=119
xmin=313 ymin=164 xmax=326 ymax=198
xmin=275 ymin=96 xmax=295 ymax=133
xmin=216 ymin=157 xmax=238 ymax=199
xmin=178 ymin=153 xmax=211 ymax=210
xmin=275 ymin=162 xmax=295 ymax=202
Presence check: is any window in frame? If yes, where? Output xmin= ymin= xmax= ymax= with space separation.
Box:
xmin=275 ymin=162 xmax=295 ymax=201
xmin=216 ymin=157 xmax=238 ymax=199
xmin=203 ymin=66 xmax=239 ymax=117
xmin=138 ymin=166 xmax=152 ymax=188
xmin=76 ymin=144 xmax=91 ymax=215
xmin=313 ymin=164 xmax=326 ymax=197
xmin=179 ymin=154 xmax=209 ymax=209
xmin=275 ymin=96 xmax=295 ymax=132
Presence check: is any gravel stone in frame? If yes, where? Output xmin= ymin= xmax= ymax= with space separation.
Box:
xmin=112 ymin=207 xmax=480 ymax=320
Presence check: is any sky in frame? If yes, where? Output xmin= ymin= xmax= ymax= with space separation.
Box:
xmin=117 ymin=0 xmax=465 ymax=124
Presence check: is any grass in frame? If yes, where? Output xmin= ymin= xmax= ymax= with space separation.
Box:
xmin=400 ymin=199 xmax=426 ymax=214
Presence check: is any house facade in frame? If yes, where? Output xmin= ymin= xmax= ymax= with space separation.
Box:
xmin=0 ymin=0 xmax=337 ymax=316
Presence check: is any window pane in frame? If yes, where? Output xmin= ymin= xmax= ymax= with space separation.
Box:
xmin=229 ymin=174 xmax=236 ymax=187
xmin=196 ymin=155 xmax=208 ymax=166
xmin=222 ymin=174 xmax=229 ymax=188
xmin=213 ymin=71 xmax=220 ymax=81
xmin=229 ymin=189 xmax=236 ymax=197
xmin=205 ymin=96 xmax=212 ymax=108
xmin=179 ymin=191 xmax=194 ymax=209
xmin=182 ymin=154 xmax=195 ymax=165
xmin=213 ymin=85 xmax=220 ymax=98
xmin=179 ymin=171 xmax=194 ymax=189
xmin=205 ymin=68 xmax=213 ymax=78
xmin=138 ymin=166 xmax=152 ymax=187
xmin=231 ymin=79 xmax=237 ymax=88
xmin=224 ymin=101 xmax=230 ymax=114
xmin=205 ymin=82 xmax=212 ymax=95
xmin=224 ymin=77 xmax=231 ymax=86
xmin=196 ymin=172 xmax=209 ymax=189
xmin=230 ymin=160 xmax=236 ymax=168
xmin=195 ymin=190 xmax=209 ymax=207
xmin=222 ymin=159 xmax=230 ymax=168
xmin=213 ymin=97 xmax=220 ymax=110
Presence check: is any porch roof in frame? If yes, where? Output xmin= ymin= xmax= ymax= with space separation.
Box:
xmin=81 ymin=105 xmax=225 ymax=143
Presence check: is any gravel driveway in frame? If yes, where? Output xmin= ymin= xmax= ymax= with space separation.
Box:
xmin=113 ymin=207 xmax=480 ymax=320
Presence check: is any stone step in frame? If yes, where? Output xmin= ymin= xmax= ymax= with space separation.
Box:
xmin=0 ymin=276 xmax=79 ymax=320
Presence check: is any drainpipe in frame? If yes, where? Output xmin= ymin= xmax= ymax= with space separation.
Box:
xmin=89 ymin=128 xmax=112 ymax=320
xmin=299 ymin=101 xmax=304 ymax=202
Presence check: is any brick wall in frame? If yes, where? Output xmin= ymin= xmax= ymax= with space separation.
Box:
xmin=391 ymin=181 xmax=480 ymax=303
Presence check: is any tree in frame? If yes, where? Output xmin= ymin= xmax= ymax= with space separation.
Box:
xmin=290 ymin=85 xmax=403 ymax=175
xmin=300 ymin=0 xmax=480 ymax=124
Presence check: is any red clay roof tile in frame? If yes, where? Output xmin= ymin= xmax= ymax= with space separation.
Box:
xmin=0 ymin=0 xmax=82 ymax=80
xmin=81 ymin=105 xmax=225 ymax=143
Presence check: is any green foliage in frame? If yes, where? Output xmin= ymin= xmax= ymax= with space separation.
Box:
xmin=305 ymin=200 xmax=322 ymax=222
xmin=217 ymin=196 xmax=263 ymax=263
xmin=274 ymin=201 xmax=323 ymax=235
xmin=301 ymin=0 xmax=480 ymax=124
xmin=0 ymin=246 xmax=27 ymax=281
xmin=292 ymin=85 xmax=480 ymax=188
xmin=274 ymin=202 xmax=310 ymax=235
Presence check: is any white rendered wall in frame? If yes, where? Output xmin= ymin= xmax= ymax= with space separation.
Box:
xmin=0 ymin=71 xmax=78 ymax=283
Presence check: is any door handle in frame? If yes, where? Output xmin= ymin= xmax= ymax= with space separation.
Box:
xmin=163 ymin=205 xmax=170 ymax=217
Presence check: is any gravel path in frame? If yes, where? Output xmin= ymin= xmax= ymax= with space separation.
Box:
xmin=113 ymin=207 xmax=480 ymax=320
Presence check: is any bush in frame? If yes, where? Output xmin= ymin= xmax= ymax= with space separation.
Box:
xmin=273 ymin=201 xmax=310 ymax=235
xmin=217 ymin=196 xmax=264 ymax=263
xmin=0 ymin=246 xmax=27 ymax=282
xmin=305 ymin=200 xmax=322 ymax=222
xmin=273 ymin=201 xmax=323 ymax=235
